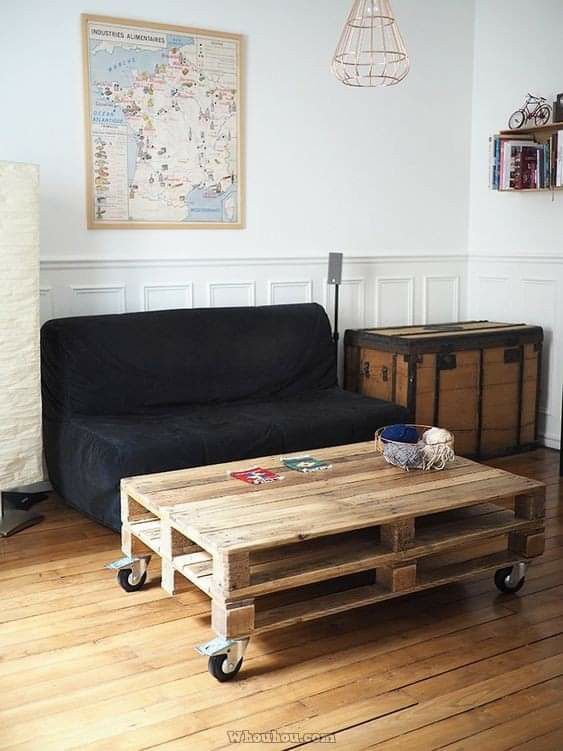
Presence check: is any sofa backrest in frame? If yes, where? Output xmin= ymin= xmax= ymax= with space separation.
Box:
xmin=41 ymin=303 xmax=337 ymax=417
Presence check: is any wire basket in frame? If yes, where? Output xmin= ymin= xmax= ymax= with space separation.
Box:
xmin=374 ymin=424 xmax=455 ymax=471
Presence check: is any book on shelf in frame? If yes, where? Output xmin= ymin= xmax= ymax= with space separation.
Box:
xmin=489 ymin=130 xmax=563 ymax=190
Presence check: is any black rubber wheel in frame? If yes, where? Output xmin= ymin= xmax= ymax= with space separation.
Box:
xmin=494 ymin=566 xmax=525 ymax=594
xmin=508 ymin=110 xmax=525 ymax=129
xmin=535 ymin=104 xmax=552 ymax=127
xmin=117 ymin=568 xmax=147 ymax=592
xmin=208 ymin=654 xmax=243 ymax=682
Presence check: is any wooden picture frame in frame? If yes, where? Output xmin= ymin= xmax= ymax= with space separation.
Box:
xmin=81 ymin=14 xmax=244 ymax=229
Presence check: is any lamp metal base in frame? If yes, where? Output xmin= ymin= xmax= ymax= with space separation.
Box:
xmin=0 ymin=507 xmax=43 ymax=537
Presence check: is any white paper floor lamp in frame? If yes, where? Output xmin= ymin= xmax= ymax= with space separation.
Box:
xmin=0 ymin=161 xmax=45 ymax=536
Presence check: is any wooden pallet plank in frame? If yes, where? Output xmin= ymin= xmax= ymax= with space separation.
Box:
xmin=515 ymin=490 xmax=546 ymax=520
xmin=381 ymin=518 xmax=415 ymax=552
xmin=124 ymin=443 xmax=542 ymax=518
xmin=148 ymin=461 xmax=486 ymax=536
xmin=379 ymin=562 xmax=417 ymax=592
xmin=213 ymin=550 xmax=250 ymax=592
xmin=509 ymin=530 xmax=546 ymax=558
xmin=254 ymin=551 xmax=523 ymax=634
xmin=160 ymin=559 xmax=191 ymax=596
xmin=159 ymin=524 xmax=199 ymax=559
xmin=120 ymin=489 xmax=156 ymax=524
xmin=211 ymin=598 xmax=255 ymax=639
xmin=168 ymin=473 xmax=543 ymax=554
xmin=121 ymin=523 xmax=155 ymax=558
xmin=140 ymin=508 xmax=539 ymax=600
xmin=166 ymin=461 xmax=490 ymax=518
xmin=123 ymin=442 xmax=377 ymax=494
xmin=145 ymin=454 xmax=405 ymax=508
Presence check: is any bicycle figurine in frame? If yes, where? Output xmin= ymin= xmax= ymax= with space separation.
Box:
xmin=508 ymin=93 xmax=552 ymax=129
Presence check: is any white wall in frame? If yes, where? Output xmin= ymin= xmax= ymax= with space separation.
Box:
xmin=468 ymin=0 xmax=563 ymax=448
xmin=2 ymin=0 xmax=473 ymax=332
xmin=2 ymin=0 xmax=474 ymax=260
xmin=6 ymin=1 xmax=560 ymax=447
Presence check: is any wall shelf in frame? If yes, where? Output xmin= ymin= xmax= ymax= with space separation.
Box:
xmin=499 ymin=121 xmax=563 ymax=138
xmin=491 ymin=120 xmax=563 ymax=192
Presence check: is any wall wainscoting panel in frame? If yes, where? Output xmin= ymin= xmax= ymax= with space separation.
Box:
xmin=423 ymin=275 xmax=460 ymax=324
xmin=325 ymin=278 xmax=367 ymax=331
xmin=40 ymin=255 xmax=466 ymax=326
xmin=40 ymin=256 xmax=466 ymax=325
xmin=70 ymin=285 xmax=127 ymax=316
xmin=39 ymin=287 xmax=54 ymax=326
xmin=375 ymin=277 xmax=415 ymax=327
xmin=324 ymin=278 xmax=367 ymax=382
xmin=520 ymin=278 xmax=558 ymax=423
xmin=468 ymin=257 xmax=562 ymax=450
xmin=473 ymin=276 xmax=511 ymax=322
xmin=208 ymin=282 xmax=257 ymax=308
xmin=143 ymin=284 xmax=193 ymax=312
xmin=268 ymin=280 xmax=313 ymax=306
xmin=40 ymin=254 xmax=468 ymax=389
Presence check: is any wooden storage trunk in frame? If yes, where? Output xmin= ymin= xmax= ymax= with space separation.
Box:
xmin=344 ymin=321 xmax=543 ymax=458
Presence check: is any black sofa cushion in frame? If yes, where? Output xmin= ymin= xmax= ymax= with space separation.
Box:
xmin=41 ymin=303 xmax=336 ymax=417
xmin=45 ymin=388 xmax=407 ymax=530
xmin=42 ymin=303 xmax=408 ymax=530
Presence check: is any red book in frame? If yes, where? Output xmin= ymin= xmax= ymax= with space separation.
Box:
xmin=521 ymin=146 xmax=538 ymax=189
xmin=230 ymin=467 xmax=283 ymax=485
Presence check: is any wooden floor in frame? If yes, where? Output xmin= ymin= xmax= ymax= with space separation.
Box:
xmin=0 ymin=449 xmax=562 ymax=751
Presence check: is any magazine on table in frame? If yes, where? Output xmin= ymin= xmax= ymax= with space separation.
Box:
xmin=281 ymin=455 xmax=332 ymax=473
xmin=230 ymin=467 xmax=284 ymax=484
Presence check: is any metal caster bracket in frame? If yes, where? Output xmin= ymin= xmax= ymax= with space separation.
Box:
xmin=105 ymin=555 xmax=151 ymax=586
xmin=507 ymin=561 xmax=527 ymax=587
xmin=195 ymin=636 xmax=249 ymax=668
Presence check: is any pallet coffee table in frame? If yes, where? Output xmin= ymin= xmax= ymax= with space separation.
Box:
xmin=110 ymin=442 xmax=546 ymax=681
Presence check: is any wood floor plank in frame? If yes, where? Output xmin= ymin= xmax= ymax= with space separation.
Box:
xmin=302 ymin=616 xmax=563 ymax=716
xmin=4 ymin=603 xmax=558 ymax=750
xmin=436 ymin=697 xmax=563 ymax=751
xmin=400 ymin=630 xmax=563 ymax=702
xmin=278 ymin=653 xmax=563 ymax=751
xmin=358 ymin=678 xmax=563 ymax=750
xmin=132 ymin=691 xmax=415 ymax=751
xmin=0 ymin=601 xmax=514 ymax=748
xmin=509 ymin=725 xmax=563 ymax=751
xmin=0 ymin=448 xmax=559 ymax=751
xmin=0 ymin=601 xmax=509 ymax=741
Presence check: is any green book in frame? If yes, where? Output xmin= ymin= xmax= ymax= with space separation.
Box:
xmin=281 ymin=455 xmax=332 ymax=473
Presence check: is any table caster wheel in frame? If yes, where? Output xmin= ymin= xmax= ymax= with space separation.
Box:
xmin=208 ymin=654 xmax=243 ymax=682
xmin=117 ymin=568 xmax=147 ymax=592
xmin=495 ymin=565 xmax=525 ymax=594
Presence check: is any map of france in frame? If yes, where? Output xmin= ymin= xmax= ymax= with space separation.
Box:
xmin=85 ymin=19 xmax=241 ymax=226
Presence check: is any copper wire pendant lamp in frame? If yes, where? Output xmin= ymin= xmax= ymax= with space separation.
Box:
xmin=332 ymin=0 xmax=410 ymax=87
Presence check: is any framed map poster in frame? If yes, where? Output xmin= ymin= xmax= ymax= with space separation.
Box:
xmin=82 ymin=15 xmax=243 ymax=229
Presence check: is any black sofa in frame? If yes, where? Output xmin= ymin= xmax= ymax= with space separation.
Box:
xmin=41 ymin=303 xmax=408 ymax=530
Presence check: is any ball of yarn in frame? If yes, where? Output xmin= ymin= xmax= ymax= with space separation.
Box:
xmin=381 ymin=424 xmax=419 ymax=444
xmin=420 ymin=442 xmax=455 ymax=470
xmin=383 ymin=441 xmax=423 ymax=471
xmin=420 ymin=427 xmax=455 ymax=470
xmin=422 ymin=427 xmax=454 ymax=449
